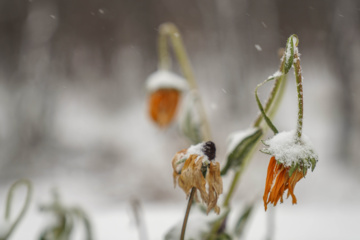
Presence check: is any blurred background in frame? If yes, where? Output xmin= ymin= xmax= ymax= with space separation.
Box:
xmin=0 ymin=0 xmax=360 ymax=239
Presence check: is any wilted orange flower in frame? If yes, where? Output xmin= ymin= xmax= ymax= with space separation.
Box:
xmin=172 ymin=141 xmax=223 ymax=214
xmin=146 ymin=70 xmax=188 ymax=127
xmin=261 ymin=130 xmax=318 ymax=211
xmin=149 ymin=89 xmax=180 ymax=127
xmin=263 ymin=156 xmax=305 ymax=211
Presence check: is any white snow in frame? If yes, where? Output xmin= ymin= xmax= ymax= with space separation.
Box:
xmin=186 ymin=142 xmax=209 ymax=164
xmin=226 ymin=128 xmax=259 ymax=155
xmin=263 ymin=130 xmax=318 ymax=168
xmin=255 ymin=44 xmax=262 ymax=51
xmin=173 ymin=142 xmax=211 ymax=173
xmin=145 ymin=70 xmax=188 ymax=93
xmin=268 ymin=70 xmax=283 ymax=79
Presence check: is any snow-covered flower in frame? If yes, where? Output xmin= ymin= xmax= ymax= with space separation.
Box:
xmin=262 ymin=130 xmax=318 ymax=211
xmin=172 ymin=141 xmax=223 ymax=214
xmin=146 ymin=70 xmax=188 ymax=127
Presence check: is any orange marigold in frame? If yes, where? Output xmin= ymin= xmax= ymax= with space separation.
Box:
xmin=263 ymin=156 xmax=305 ymax=211
xmin=261 ymin=130 xmax=318 ymax=211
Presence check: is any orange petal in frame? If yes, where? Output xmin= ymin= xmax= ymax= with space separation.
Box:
xmin=149 ymin=89 xmax=180 ymax=127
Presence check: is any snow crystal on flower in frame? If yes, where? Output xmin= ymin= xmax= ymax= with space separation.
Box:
xmin=227 ymin=128 xmax=258 ymax=155
xmin=263 ymin=130 xmax=318 ymax=168
xmin=186 ymin=142 xmax=210 ymax=163
xmin=146 ymin=70 xmax=188 ymax=92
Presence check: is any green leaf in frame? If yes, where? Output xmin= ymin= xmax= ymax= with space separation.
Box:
xmin=255 ymin=77 xmax=279 ymax=135
xmin=221 ymin=128 xmax=263 ymax=175
xmin=259 ymin=148 xmax=271 ymax=155
xmin=288 ymin=162 xmax=299 ymax=177
xmin=310 ymin=157 xmax=317 ymax=172
xmin=233 ymin=204 xmax=254 ymax=237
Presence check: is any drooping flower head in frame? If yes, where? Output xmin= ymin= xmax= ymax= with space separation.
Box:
xmin=262 ymin=130 xmax=318 ymax=211
xmin=172 ymin=141 xmax=223 ymax=214
xmin=146 ymin=70 xmax=188 ymax=127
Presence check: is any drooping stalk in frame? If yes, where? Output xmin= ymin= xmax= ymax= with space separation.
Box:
xmin=158 ymin=23 xmax=213 ymax=240
xmin=158 ymin=22 xmax=211 ymax=141
xmin=293 ymin=50 xmax=303 ymax=141
xmin=207 ymin=55 xmax=288 ymax=238
xmin=223 ymin=57 xmax=287 ymax=208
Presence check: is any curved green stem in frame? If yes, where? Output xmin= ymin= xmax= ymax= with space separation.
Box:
xmin=253 ymin=59 xmax=285 ymax=128
xmin=180 ymin=188 xmax=196 ymax=240
xmin=2 ymin=179 xmax=32 ymax=240
xmin=223 ymin=58 xmax=286 ymax=207
xmin=293 ymin=52 xmax=303 ymax=141
xmin=158 ymin=22 xmax=212 ymax=141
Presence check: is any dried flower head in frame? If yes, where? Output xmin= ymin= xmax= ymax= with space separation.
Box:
xmin=262 ymin=130 xmax=318 ymax=211
xmin=146 ymin=70 xmax=188 ymax=127
xmin=172 ymin=141 xmax=223 ymax=214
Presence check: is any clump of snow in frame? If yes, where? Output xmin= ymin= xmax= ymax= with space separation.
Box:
xmin=174 ymin=142 xmax=211 ymax=173
xmin=263 ymin=130 xmax=318 ymax=168
xmin=186 ymin=142 xmax=209 ymax=164
xmin=226 ymin=128 xmax=259 ymax=155
xmin=146 ymin=70 xmax=188 ymax=93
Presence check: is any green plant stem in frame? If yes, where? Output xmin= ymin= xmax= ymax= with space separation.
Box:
xmin=180 ymin=188 xmax=196 ymax=240
xmin=158 ymin=22 xmax=211 ymax=141
xmin=253 ymin=59 xmax=285 ymax=128
xmin=2 ymin=179 xmax=32 ymax=240
xmin=293 ymin=52 xmax=303 ymax=141
xmin=208 ymin=54 xmax=288 ymax=237
xmin=223 ymin=59 xmax=286 ymax=208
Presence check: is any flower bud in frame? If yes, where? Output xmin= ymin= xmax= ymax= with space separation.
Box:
xmin=146 ymin=70 xmax=188 ymax=127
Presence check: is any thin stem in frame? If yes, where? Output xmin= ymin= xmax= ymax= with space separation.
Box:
xmin=210 ymin=54 xmax=288 ymax=237
xmin=180 ymin=188 xmax=196 ymax=240
xmin=223 ymin=167 xmax=242 ymax=208
xmin=293 ymin=52 xmax=303 ymax=141
xmin=223 ymin=58 xmax=286 ymax=207
xmin=158 ymin=26 xmax=171 ymax=70
xmin=253 ymin=58 xmax=285 ymax=128
xmin=158 ymin=22 xmax=212 ymax=141
xmin=3 ymin=179 xmax=32 ymax=240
